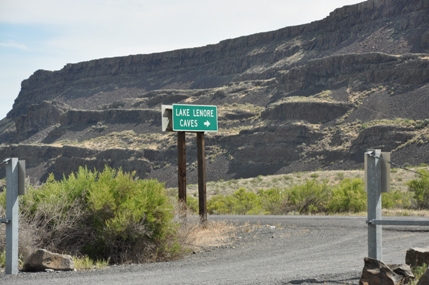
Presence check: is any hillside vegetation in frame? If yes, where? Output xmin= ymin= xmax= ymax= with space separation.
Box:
xmin=182 ymin=166 xmax=429 ymax=216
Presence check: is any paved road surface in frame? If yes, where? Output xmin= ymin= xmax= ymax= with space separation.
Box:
xmin=2 ymin=215 xmax=429 ymax=284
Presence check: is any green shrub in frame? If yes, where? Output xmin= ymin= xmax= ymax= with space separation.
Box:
xmin=0 ymin=193 xmax=5 ymax=210
xmin=257 ymin=188 xmax=287 ymax=215
xmin=207 ymin=194 xmax=235 ymax=214
xmin=285 ymin=180 xmax=331 ymax=214
xmin=327 ymin=178 xmax=366 ymax=213
xmin=0 ymin=250 xmax=5 ymax=268
xmin=73 ymin=255 xmax=109 ymax=270
xmin=186 ymin=195 xmax=199 ymax=213
xmin=18 ymin=166 xmax=179 ymax=264
xmin=407 ymin=169 xmax=429 ymax=209
xmin=73 ymin=256 xmax=95 ymax=270
xmin=208 ymin=188 xmax=263 ymax=215
xmin=411 ymin=263 xmax=427 ymax=285
xmin=231 ymin=188 xmax=263 ymax=214
xmin=86 ymin=168 xmax=176 ymax=261
xmin=207 ymin=179 xmax=370 ymax=215
xmin=382 ymin=190 xmax=412 ymax=209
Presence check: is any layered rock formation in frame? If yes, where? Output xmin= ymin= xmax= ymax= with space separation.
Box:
xmin=0 ymin=0 xmax=428 ymax=186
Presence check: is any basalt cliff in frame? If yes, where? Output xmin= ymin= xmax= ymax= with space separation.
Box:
xmin=1 ymin=0 xmax=429 ymax=186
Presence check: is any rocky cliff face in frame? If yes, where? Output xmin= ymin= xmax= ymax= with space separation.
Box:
xmin=1 ymin=0 xmax=429 ymax=186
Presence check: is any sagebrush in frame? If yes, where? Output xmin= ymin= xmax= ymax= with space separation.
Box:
xmin=203 ymin=177 xmax=414 ymax=215
xmin=0 ymin=166 xmax=182 ymax=264
xmin=407 ymin=169 xmax=429 ymax=209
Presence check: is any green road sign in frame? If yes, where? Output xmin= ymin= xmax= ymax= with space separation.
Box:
xmin=172 ymin=104 xmax=218 ymax=132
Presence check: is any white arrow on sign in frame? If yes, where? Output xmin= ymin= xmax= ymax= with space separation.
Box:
xmin=204 ymin=120 xmax=210 ymax=127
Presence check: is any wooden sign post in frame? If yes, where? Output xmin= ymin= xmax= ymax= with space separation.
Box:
xmin=162 ymin=104 xmax=217 ymax=223
xmin=197 ymin=132 xmax=207 ymax=223
xmin=177 ymin=131 xmax=187 ymax=218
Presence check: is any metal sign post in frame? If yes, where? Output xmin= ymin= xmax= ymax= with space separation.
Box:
xmin=364 ymin=150 xmax=429 ymax=261
xmin=365 ymin=149 xmax=383 ymax=260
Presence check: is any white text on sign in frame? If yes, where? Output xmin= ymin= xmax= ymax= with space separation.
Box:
xmin=175 ymin=108 xmax=215 ymax=118
xmin=180 ymin=119 xmax=198 ymax=128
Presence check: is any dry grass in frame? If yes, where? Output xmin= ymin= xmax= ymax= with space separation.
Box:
xmin=77 ymin=131 xmax=172 ymax=150
xmin=73 ymin=256 xmax=109 ymax=270
xmin=172 ymin=201 xmax=237 ymax=251
xmin=271 ymin=92 xmax=335 ymax=105
xmin=382 ymin=209 xmax=429 ymax=217
xmin=177 ymin=217 xmax=236 ymax=251
xmin=0 ymin=209 xmax=38 ymax=267
xmin=188 ymin=221 xmax=235 ymax=247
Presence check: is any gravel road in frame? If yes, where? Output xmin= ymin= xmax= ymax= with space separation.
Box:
xmin=2 ymin=215 xmax=429 ymax=284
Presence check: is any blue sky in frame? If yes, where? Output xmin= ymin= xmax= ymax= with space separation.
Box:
xmin=0 ymin=0 xmax=363 ymax=120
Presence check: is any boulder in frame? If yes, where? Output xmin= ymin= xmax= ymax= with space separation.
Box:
xmin=359 ymin=257 xmax=414 ymax=285
xmin=22 ymin=249 xmax=74 ymax=272
xmin=406 ymin=248 xmax=429 ymax=267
